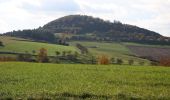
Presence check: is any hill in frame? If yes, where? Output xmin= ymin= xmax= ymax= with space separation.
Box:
xmin=4 ymin=15 xmax=170 ymax=45
xmin=42 ymin=15 xmax=170 ymax=44
xmin=0 ymin=62 xmax=170 ymax=99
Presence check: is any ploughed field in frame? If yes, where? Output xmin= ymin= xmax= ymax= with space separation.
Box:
xmin=0 ymin=62 xmax=170 ymax=99
xmin=127 ymin=45 xmax=170 ymax=61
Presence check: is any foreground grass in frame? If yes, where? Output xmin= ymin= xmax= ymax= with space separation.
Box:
xmin=0 ymin=62 xmax=169 ymax=99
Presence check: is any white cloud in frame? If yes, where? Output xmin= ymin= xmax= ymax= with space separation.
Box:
xmin=0 ymin=0 xmax=170 ymax=36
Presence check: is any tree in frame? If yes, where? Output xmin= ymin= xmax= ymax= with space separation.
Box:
xmin=55 ymin=51 xmax=60 ymax=56
xmin=116 ymin=58 xmax=123 ymax=65
xmin=110 ymin=58 xmax=115 ymax=64
xmin=0 ymin=41 xmax=4 ymax=46
xmin=98 ymin=55 xmax=110 ymax=65
xmin=37 ymin=48 xmax=49 ymax=63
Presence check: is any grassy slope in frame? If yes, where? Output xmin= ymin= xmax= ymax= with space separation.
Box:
xmin=0 ymin=36 xmax=78 ymax=56
xmin=0 ymin=62 xmax=169 ymax=99
xmin=70 ymin=41 xmax=150 ymax=65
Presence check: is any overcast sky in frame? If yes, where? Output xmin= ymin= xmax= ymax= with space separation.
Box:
xmin=0 ymin=0 xmax=170 ymax=36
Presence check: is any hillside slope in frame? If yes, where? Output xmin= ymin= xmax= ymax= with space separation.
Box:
xmin=0 ymin=36 xmax=78 ymax=56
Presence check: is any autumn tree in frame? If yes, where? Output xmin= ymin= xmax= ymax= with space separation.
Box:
xmin=37 ymin=48 xmax=49 ymax=63
xmin=98 ymin=55 xmax=110 ymax=65
xmin=160 ymin=57 xmax=170 ymax=67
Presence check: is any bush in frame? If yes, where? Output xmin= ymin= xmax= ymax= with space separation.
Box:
xmin=98 ymin=55 xmax=110 ymax=65
xmin=116 ymin=58 xmax=123 ymax=65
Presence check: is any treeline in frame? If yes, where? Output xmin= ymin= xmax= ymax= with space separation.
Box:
xmin=4 ymin=29 xmax=69 ymax=45
xmin=0 ymin=49 xmax=170 ymax=66
xmin=5 ymin=29 xmax=56 ymax=43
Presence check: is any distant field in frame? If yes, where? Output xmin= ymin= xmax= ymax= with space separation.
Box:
xmin=0 ymin=62 xmax=169 ymax=99
xmin=127 ymin=45 xmax=170 ymax=61
xmin=0 ymin=36 xmax=78 ymax=56
xmin=70 ymin=41 xmax=150 ymax=65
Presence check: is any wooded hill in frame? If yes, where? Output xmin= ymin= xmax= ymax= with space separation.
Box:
xmin=4 ymin=15 xmax=170 ymax=45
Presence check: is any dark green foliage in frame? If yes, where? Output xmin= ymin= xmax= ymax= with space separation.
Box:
xmin=5 ymin=29 xmax=57 ymax=43
xmin=0 ymin=41 xmax=4 ymax=46
xmin=116 ymin=58 xmax=123 ymax=65
xmin=55 ymin=51 xmax=60 ymax=56
xmin=110 ymin=58 xmax=115 ymax=64
xmin=17 ymin=52 xmax=33 ymax=62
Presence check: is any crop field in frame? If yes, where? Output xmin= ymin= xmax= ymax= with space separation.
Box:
xmin=0 ymin=36 xmax=78 ymax=56
xmin=0 ymin=62 xmax=170 ymax=99
xmin=127 ymin=45 xmax=170 ymax=61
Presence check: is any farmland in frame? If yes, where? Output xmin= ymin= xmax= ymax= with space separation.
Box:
xmin=0 ymin=36 xmax=78 ymax=56
xmin=0 ymin=62 xmax=170 ymax=99
xmin=70 ymin=41 xmax=150 ymax=65
xmin=127 ymin=45 xmax=170 ymax=61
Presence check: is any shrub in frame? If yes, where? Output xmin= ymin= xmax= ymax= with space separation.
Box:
xmin=0 ymin=56 xmax=16 ymax=62
xmin=98 ymin=55 xmax=110 ymax=65
xmin=160 ymin=57 xmax=170 ymax=67
xmin=116 ymin=58 xmax=123 ymax=65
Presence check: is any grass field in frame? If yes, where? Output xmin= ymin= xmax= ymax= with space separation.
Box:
xmin=70 ymin=41 xmax=150 ymax=65
xmin=0 ymin=62 xmax=169 ymax=99
xmin=0 ymin=36 xmax=78 ymax=56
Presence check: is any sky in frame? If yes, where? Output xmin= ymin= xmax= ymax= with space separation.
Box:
xmin=0 ymin=0 xmax=170 ymax=37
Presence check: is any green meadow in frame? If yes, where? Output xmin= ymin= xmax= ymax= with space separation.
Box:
xmin=0 ymin=36 xmax=78 ymax=56
xmin=0 ymin=62 xmax=169 ymax=99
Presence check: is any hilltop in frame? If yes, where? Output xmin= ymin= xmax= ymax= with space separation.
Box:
xmin=4 ymin=15 xmax=170 ymax=45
